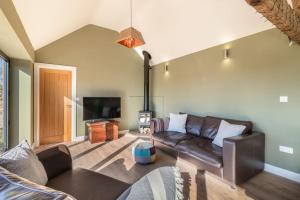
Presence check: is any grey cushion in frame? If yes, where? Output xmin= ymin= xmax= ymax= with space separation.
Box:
xmin=0 ymin=140 xmax=48 ymax=185
xmin=0 ymin=166 xmax=74 ymax=200
xmin=175 ymin=137 xmax=223 ymax=168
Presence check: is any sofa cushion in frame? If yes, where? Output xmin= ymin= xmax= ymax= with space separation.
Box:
xmin=201 ymin=116 xmax=252 ymax=140
xmin=167 ymin=113 xmax=187 ymax=133
xmin=212 ymin=120 xmax=246 ymax=147
xmin=219 ymin=117 xmax=252 ymax=134
xmin=47 ymin=168 xmax=130 ymax=200
xmin=175 ymin=137 xmax=223 ymax=168
xmin=200 ymin=117 xmax=221 ymax=140
xmin=186 ymin=114 xmax=204 ymax=136
xmin=0 ymin=140 xmax=48 ymax=185
xmin=0 ymin=166 xmax=74 ymax=200
xmin=152 ymin=131 xmax=194 ymax=147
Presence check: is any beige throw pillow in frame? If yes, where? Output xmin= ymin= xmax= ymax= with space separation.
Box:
xmin=167 ymin=113 xmax=187 ymax=133
xmin=212 ymin=120 xmax=246 ymax=147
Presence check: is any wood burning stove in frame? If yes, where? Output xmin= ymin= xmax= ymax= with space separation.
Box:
xmin=139 ymin=111 xmax=152 ymax=133
xmin=139 ymin=51 xmax=152 ymax=134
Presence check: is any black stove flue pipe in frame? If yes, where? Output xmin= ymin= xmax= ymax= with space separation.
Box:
xmin=142 ymin=51 xmax=152 ymax=112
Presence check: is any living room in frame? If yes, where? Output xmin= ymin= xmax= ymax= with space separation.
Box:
xmin=0 ymin=0 xmax=299 ymax=199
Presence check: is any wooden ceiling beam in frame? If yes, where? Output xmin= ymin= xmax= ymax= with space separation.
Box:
xmin=245 ymin=0 xmax=300 ymax=44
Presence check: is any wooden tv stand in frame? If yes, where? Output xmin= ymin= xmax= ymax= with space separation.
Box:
xmin=86 ymin=120 xmax=119 ymax=143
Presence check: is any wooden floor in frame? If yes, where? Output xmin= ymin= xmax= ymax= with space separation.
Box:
xmin=41 ymin=133 xmax=300 ymax=200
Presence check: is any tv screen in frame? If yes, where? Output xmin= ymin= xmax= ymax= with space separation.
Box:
xmin=83 ymin=97 xmax=121 ymax=120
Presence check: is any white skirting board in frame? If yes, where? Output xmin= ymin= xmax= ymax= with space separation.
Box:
xmin=74 ymin=136 xmax=88 ymax=142
xmin=264 ymin=164 xmax=300 ymax=183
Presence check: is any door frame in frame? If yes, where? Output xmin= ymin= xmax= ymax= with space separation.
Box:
xmin=34 ymin=63 xmax=77 ymax=147
xmin=0 ymin=51 xmax=9 ymax=151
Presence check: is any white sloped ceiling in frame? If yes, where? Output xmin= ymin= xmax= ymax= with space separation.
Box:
xmin=13 ymin=0 xmax=274 ymax=64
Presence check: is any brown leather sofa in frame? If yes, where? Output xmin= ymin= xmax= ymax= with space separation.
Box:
xmin=36 ymin=145 xmax=131 ymax=200
xmin=150 ymin=114 xmax=265 ymax=185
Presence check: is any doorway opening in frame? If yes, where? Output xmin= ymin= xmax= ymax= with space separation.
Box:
xmin=34 ymin=63 xmax=76 ymax=146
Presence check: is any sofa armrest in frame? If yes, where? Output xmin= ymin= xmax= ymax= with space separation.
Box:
xmin=223 ymin=132 xmax=265 ymax=185
xmin=36 ymin=144 xmax=72 ymax=180
xmin=150 ymin=118 xmax=168 ymax=134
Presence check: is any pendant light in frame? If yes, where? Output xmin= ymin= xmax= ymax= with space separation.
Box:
xmin=116 ymin=0 xmax=145 ymax=48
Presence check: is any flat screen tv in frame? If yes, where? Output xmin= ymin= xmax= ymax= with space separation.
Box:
xmin=83 ymin=97 xmax=121 ymax=121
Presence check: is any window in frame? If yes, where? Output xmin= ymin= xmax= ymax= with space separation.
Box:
xmin=0 ymin=52 xmax=9 ymax=151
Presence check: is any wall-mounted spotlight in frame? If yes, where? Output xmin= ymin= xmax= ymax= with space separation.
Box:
xmin=288 ymin=37 xmax=294 ymax=47
xmin=165 ymin=64 xmax=169 ymax=75
xmin=224 ymin=48 xmax=230 ymax=59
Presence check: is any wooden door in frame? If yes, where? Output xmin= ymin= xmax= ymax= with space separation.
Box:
xmin=39 ymin=68 xmax=72 ymax=145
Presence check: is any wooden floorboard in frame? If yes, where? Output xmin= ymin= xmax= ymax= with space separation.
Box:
xmin=39 ymin=133 xmax=300 ymax=200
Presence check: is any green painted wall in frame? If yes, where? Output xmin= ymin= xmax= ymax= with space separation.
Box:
xmin=0 ymin=0 xmax=34 ymax=148
xmin=35 ymin=25 xmax=144 ymax=136
xmin=9 ymin=59 xmax=33 ymax=147
xmin=151 ymin=29 xmax=300 ymax=173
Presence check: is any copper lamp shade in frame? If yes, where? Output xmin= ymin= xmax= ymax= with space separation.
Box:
xmin=116 ymin=27 xmax=145 ymax=48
